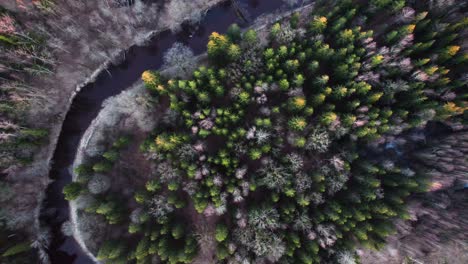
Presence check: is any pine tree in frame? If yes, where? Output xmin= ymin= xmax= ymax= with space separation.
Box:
xmin=103 ymin=150 xmax=119 ymax=162
xmin=215 ymin=223 xmax=228 ymax=242
xmin=227 ymin=44 xmax=241 ymax=61
xmin=271 ymin=23 xmax=282 ymax=39
xmin=289 ymin=117 xmax=307 ymax=131
xmin=171 ymin=223 xmax=184 ymax=239
xmin=226 ymin=23 xmax=241 ymax=42
xmin=63 ymin=182 xmax=83 ymax=200
xmin=243 ymin=29 xmax=258 ymax=46
xmin=310 ymin=16 xmax=327 ymax=33
xmin=92 ymin=161 xmax=112 ymax=173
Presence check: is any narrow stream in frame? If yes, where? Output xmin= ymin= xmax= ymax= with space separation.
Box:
xmin=40 ymin=1 xmax=294 ymax=263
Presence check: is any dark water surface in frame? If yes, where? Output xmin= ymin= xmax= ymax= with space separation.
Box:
xmin=40 ymin=1 xmax=295 ymax=263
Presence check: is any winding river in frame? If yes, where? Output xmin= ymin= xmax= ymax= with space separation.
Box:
xmin=40 ymin=1 xmax=299 ymax=263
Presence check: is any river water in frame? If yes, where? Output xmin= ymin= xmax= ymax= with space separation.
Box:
xmin=40 ymin=1 xmax=297 ymax=263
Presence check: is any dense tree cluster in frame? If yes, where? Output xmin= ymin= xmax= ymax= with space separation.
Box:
xmin=64 ymin=136 xmax=131 ymax=225
xmin=66 ymin=0 xmax=466 ymax=263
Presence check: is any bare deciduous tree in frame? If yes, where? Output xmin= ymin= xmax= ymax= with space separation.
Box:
xmin=163 ymin=42 xmax=196 ymax=78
